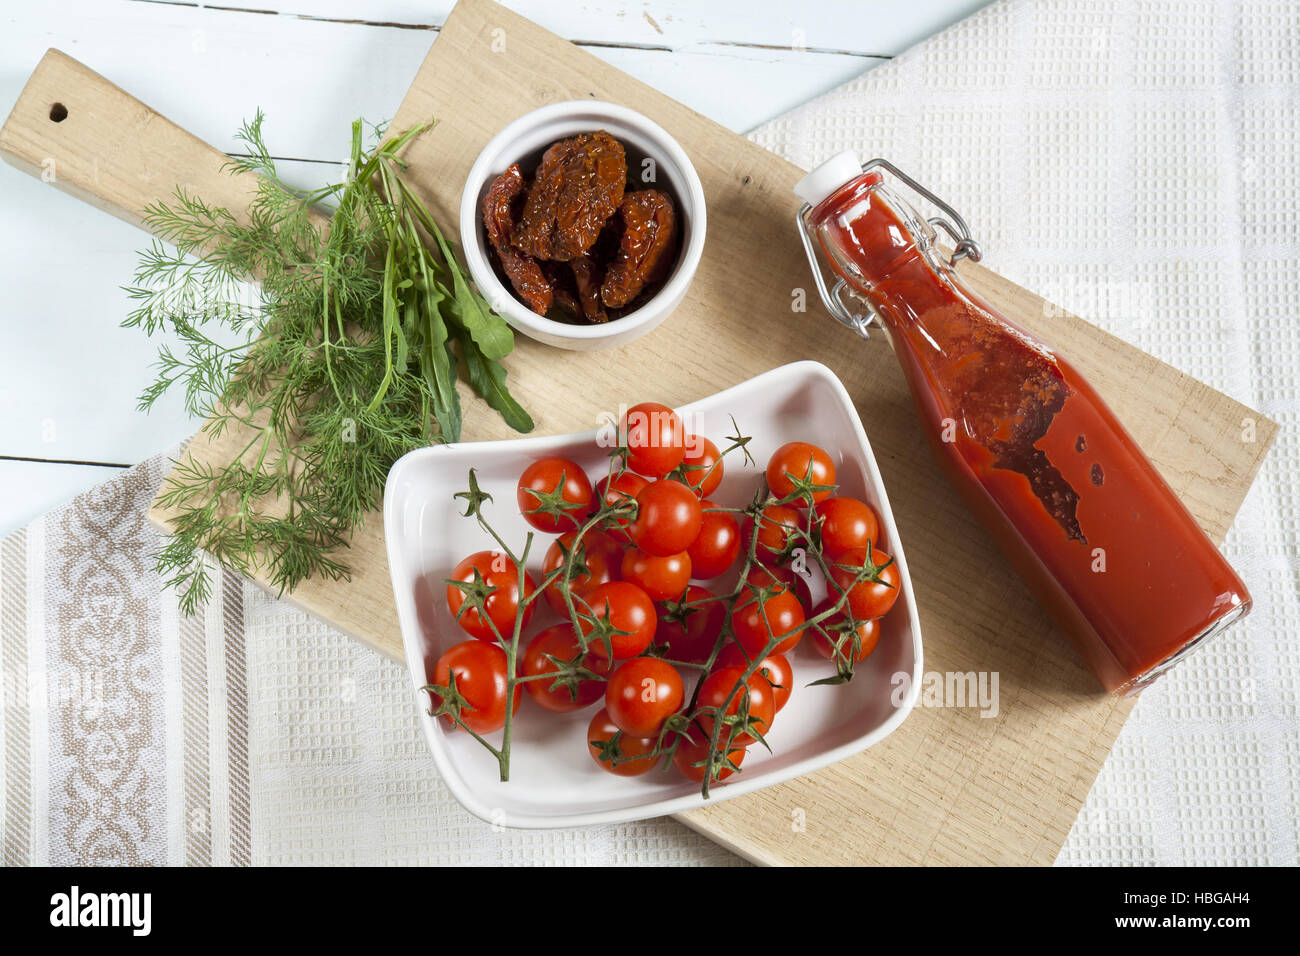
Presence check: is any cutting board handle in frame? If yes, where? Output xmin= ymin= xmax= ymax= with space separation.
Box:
xmin=1 ymin=49 xmax=259 ymax=232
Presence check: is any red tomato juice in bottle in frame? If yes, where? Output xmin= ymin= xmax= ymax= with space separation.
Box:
xmin=795 ymin=153 xmax=1250 ymax=693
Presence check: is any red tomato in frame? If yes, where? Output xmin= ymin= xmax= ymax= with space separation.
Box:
xmin=630 ymin=480 xmax=702 ymax=557
xmin=716 ymin=646 xmax=794 ymax=713
xmin=620 ymin=548 xmax=691 ymax=602
xmin=829 ymin=547 xmax=902 ymax=621
xmin=605 ymin=657 xmax=685 ymax=737
xmin=588 ymin=708 xmax=659 ymax=777
xmin=622 ymin=402 xmax=685 ymax=478
xmin=688 ymin=503 xmax=741 ymax=579
xmin=809 ymin=600 xmax=881 ymax=664
xmin=815 ymin=496 xmax=882 ymax=559
xmin=744 ymin=502 xmax=802 ymax=561
xmin=517 ymin=457 xmax=593 ymax=534
xmin=541 ymin=529 xmax=622 ymax=615
xmin=766 ymin=441 xmax=836 ymax=506
xmin=445 ymin=551 xmax=536 ymax=642
xmin=744 ymin=563 xmax=814 ymax=615
xmin=521 ymin=624 xmax=610 ymax=713
xmin=696 ymin=665 xmax=776 ymax=746
xmin=657 ymin=586 xmax=725 ymax=664
xmin=429 ymin=640 xmax=521 ymax=734
xmin=591 ymin=471 xmax=648 ymax=543
xmin=680 ymin=436 xmax=723 ymax=497
xmin=730 ymin=588 xmax=805 ymax=657
xmin=673 ymin=733 xmax=746 ymax=784
xmin=579 ymin=581 xmax=657 ymax=661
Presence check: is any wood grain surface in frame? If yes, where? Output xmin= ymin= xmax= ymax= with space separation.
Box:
xmin=0 ymin=0 xmax=1277 ymax=865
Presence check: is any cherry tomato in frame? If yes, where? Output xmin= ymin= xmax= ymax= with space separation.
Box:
xmin=542 ymin=529 xmax=623 ymax=615
xmin=744 ymin=563 xmax=814 ymax=616
xmin=429 ymin=640 xmax=521 ymax=734
xmin=445 ymin=551 xmax=536 ymax=642
xmin=521 ymin=624 xmax=610 ymax=713
xmin=688 ymin=502 xmax=741 ymax=579
xmin=766 ymin=441 xmax=836 ymax=506
xmin=815 ymin=496 xmax=882 ymax=559
xmin=829 ymin=547 xmax=902 ymax=621
xmin=744 ymin=502 xmax=802 ymax=561
xmin=620 ymin=548 xmax=691 ymax=602
xmin=622 ymin=402 xmax=686 ymax=478
xmin=591 ymin=471 xmax=648 ymax=543
xmin=588 ymin=708 xmax=659 ymax=777
xmin=630 ymin=480 xmax=702 ymax=557
xmin=716 ymin=646 xmax=794 ymax=713
xmin=579 ymin=581 xmax=658 ymax=661
xmin=730 ymin=587 xmax=805 ymax=657
xmin=605 ymin=657 xmax=684 ymax=737
xmin=673 ymin=733 xmax=746 ymax=783
xmin=657 ymin=586 xmax=725 ymax=664
xmin=809 ymin=600 xmax=881 ymax=664
xmin=680 ymin=436 xmax=723 ymax=497
xmin=696 ymin=665 xmax=776 ymax=746
xmin=517 ymin=457 xmax=593 ymax=534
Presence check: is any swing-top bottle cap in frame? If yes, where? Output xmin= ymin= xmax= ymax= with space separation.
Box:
xmin=794 ymin=150 xmax=864 ymax=208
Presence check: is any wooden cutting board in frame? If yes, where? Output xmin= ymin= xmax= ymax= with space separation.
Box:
xmin=2 ymin=0 xmax=1277 ymax=866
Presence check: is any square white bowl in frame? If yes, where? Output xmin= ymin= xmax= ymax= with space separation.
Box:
xmin=383 ymin=360 xmax=923 ymax=828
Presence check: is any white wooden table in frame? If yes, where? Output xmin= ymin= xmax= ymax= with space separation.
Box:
xmin=0 ymin=0 xmax=991 ymax=536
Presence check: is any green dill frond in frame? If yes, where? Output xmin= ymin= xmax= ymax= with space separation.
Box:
xmin=224 ymin=109 xmax=275 ymax=177
xmin=128 ymin=113 xmax=533 ymax=615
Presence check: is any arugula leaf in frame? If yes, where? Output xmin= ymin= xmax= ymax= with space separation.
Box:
xmin=455 ymin=326 xmax=534 ymax=434
xmin=416 ymin=255 xmax=461 ymax=441
xmin=436 ymin=338 xmax=464 ymax=441
xmin=424 ymin=220 xmax=513 ymax=362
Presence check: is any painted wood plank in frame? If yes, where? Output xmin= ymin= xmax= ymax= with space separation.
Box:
xmin=0 ymin=157 xmax=339 ymax=468
xmin=0 ymin=459 xmax=128 ymax=537
xmin=125 ymin=0 xmax=994 ymax=57
xmin=1 ymin=0 xmax=438 ymax=162
xmin=5 ymin=1 xmax=893 ymax=160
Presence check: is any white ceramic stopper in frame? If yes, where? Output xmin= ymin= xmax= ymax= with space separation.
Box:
xmin=793 ymin=149 xmax=864 ymax=208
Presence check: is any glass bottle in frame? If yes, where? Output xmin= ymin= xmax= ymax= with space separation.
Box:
xmin=795 ymin=153 xmax=1250 ymax=694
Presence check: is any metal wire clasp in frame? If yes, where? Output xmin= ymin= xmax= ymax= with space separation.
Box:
xmin=795 ymin=157 xmax=983 ymax=339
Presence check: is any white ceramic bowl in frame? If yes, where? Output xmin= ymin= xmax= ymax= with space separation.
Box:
xmin=383 ymin=361 xmax=923 ymax=828
xmin=458 ymin=101 xmax=706 ymax=351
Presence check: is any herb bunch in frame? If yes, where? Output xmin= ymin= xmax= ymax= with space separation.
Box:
xmin=125 ymin=113 xmax=534 ymax=614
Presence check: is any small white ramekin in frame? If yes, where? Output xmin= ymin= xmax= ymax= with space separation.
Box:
xmin=458 ymin=101 xmax=706 ymax=351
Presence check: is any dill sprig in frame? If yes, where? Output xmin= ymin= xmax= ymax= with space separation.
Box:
xmin=125 ymin=112 xmax=534 ymax=614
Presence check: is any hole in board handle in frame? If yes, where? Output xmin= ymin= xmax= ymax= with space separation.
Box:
xmin=49 ymin=102 xmax=68 ymax=123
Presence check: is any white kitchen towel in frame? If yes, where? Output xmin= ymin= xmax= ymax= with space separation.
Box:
xmin=2 ymin=0 xmax=1296 ymax=866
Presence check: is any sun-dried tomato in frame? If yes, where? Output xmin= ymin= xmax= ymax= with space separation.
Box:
xmin=569 ymin=252 xmax=608 ymax=323
xmin=599 ymin=189 xmax=678 ymax=309
xmin=481 ymin=164 xmax=552 ymax=315
xmin=514 ymin=132 xmax=627 ymax=262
